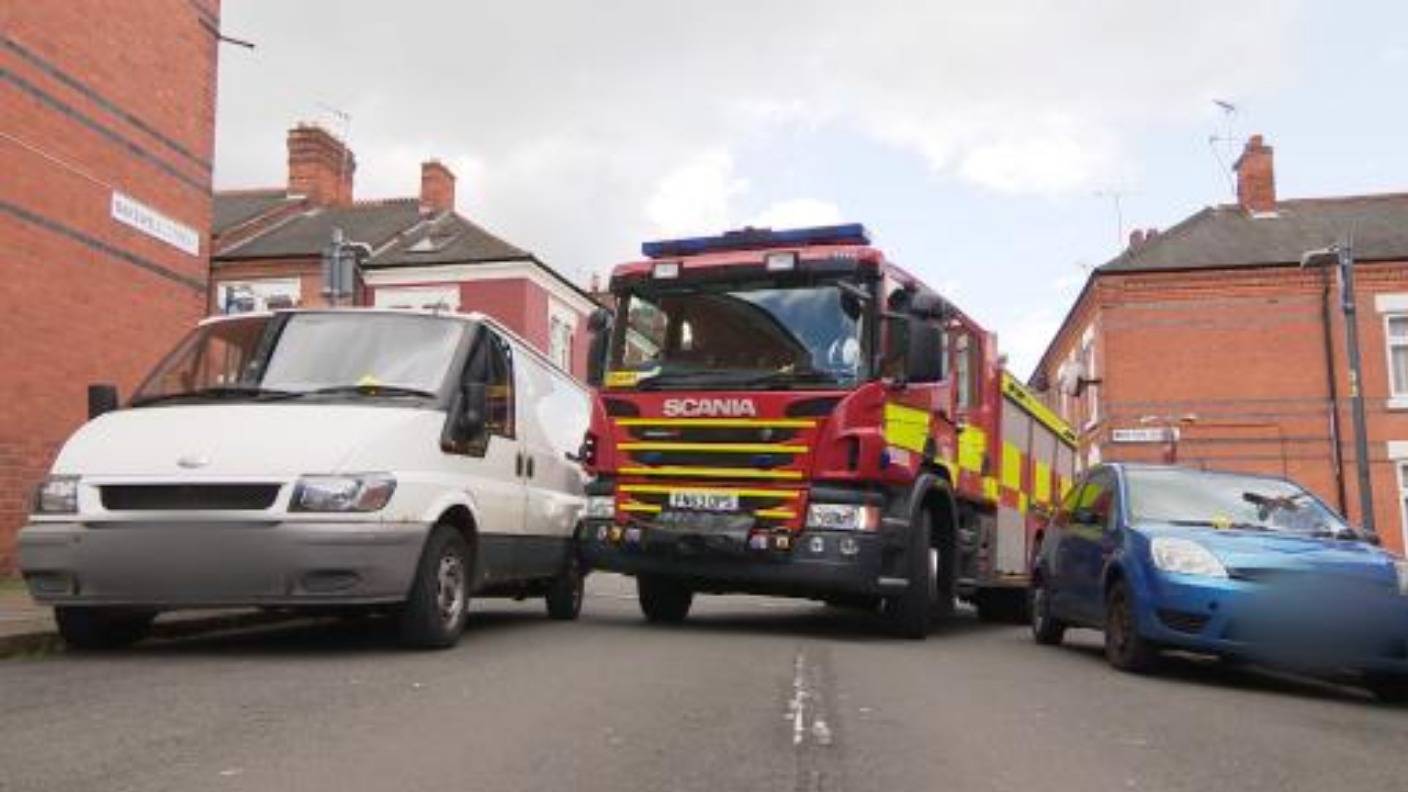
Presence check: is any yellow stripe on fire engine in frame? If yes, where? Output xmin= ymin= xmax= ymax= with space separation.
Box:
xmin=958 ymin=426 xmax=987 ymax=473
xmin=1001 ymin=442 xmax=1023 ymax=491
xmin=1034 ymin=460 xmax=1052 ymax=504
xmin=754 ymin=509 xmax=798 ymax=520
xmin=617 ymin=442 xmax=807 ymax=454
xmin=884 ymin=402 xmax=930 ymax=454
xmin=619 ymin=502 xmax=662 ymax=514
xmin=1001 ymin=372 xmax=1077 ymax=447
xmin=615 ymin=418 xmax=817 ymax=428
xmin=619 ymin=466 xmax=804 ymax=480
xmin=619 ymin=483 xmax=802 ymax=499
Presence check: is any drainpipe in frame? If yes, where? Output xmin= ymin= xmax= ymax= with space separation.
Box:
xmin=1318 ymin=265 xmax=1348 ymax=513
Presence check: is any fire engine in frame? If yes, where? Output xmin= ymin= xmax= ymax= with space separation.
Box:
xmin=578 ymin=224 xmax=1077 ymax=637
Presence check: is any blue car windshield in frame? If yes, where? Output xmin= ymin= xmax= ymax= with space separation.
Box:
xmin=1126 ymin=468 xmax=1354 ymax=536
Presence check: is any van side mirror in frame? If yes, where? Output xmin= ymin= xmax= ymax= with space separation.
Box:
xmin=88 ymin=383 xmax=119 ymax=419
xmin=585 ymin=308 xmax=613 ymax=387
xmin=443 ymin=382 xmax=490 ymax=455
xmin=904 ymin=319 xmax=944 ymax=383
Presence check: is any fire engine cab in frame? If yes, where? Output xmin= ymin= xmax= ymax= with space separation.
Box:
xmin=578 ymin=224 xmax=1076 ymax=637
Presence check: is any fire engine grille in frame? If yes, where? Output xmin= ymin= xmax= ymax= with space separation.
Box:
xmin=100 ymin=484 xmax=281 ymax=511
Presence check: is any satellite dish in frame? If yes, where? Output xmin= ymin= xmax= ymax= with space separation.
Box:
xmin=1057 ymin=359 xmax=1091 ymax=396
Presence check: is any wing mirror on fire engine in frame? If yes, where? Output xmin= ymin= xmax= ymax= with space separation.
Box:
xmin=904 ymin=318 xmax=945 ymax=384
xmin=586 ymin=308 xmax=614 ymax=387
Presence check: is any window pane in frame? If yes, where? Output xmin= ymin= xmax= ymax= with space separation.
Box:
xmin=1393 ymin=347 xmax=1408 ymax=396
xmin=1389 ymin=316 xmax=1408 ymax=339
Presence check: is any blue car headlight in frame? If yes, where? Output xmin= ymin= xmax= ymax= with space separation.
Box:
xmin=1151 ymin=537 xmax=1228 ymax=578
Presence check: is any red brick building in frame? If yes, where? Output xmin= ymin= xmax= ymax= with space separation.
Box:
xmin=1032 ymin=135 xmax=1408 ymax=554
xmin=213 ymin=125 xmax=597 ymax=378
xmin=0 ymin=1 xmax=222 ymax=568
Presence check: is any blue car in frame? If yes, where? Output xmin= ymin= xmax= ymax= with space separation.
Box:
xmin=1029 ymin=463 xmax=1408 ymax=702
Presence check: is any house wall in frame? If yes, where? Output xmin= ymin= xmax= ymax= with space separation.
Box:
xmin=0 ymin=1 xmax=221 ymax=569
xmin=1035 ymin=262 xmax=1408 ymax=554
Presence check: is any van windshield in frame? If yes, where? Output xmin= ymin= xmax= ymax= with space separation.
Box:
xmin=131 ymin=313 xmax=468 ymax=406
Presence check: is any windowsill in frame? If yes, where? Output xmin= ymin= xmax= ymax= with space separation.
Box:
xmin=1389 ymin=397 xmax=1408 ymax=411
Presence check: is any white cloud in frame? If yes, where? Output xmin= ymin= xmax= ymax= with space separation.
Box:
xmin=750 ymin=199 xmax=843 ymax=230
xmin=645 ymin=150 xmax=748 ymax=237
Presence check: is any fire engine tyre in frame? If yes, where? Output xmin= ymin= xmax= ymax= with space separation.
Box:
xmin=638 ymin=575 xmax=693 ymax=624
xmin=54 ymin=606 xmax=156 ymax=651
xmin=975 ymin=588 xmax=1030 ymax=624
xmin=885 ymin=505 xmax=941 ymax=640
xmin=545 ymin=558 xmax=585 ymax=621
xmin=1029 ymin=577 xmax=1066 ymax=646
xmin=397 ymin=525 xmax=471 ymax=650
xmin=1104 ymin=579 xmax=1159 ymax=673
xmin=1364 ymin=674 xmax=1408 ymax=704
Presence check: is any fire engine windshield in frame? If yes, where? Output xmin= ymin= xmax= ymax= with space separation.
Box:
xmin=609 ymin=283 xmax=866 ymax=389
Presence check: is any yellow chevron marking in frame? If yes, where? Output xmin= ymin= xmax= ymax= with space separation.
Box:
xmin=983 ymin=476 xmax=999 ymax=501
xmin=619 ymin=466 xmax=804 ymax=480
xmin=959 ymin=426 xmax=987 ymax=473
xmin=1002 ymin=442 xmax=1023 ymax=490
xmin=618 ymin=442 xmax=807 ymax=453
xmin=1001 ymin=372 xmax=1077 ymax=447
xmin=1034 ymin=460 xmax=1052 ymax=504
xmin=619 ymin=484 xmax=801 ymax=499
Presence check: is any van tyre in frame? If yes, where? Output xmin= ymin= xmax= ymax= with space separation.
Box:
xmin=884 ymin=506 xmax=940 ymax=639
xmin=1029 ymin=576 xmax=1066 ymax=646
xmin=54 ymin=606 xmax=155 ymax=650
xmin=545 ymin=558 xmax=585 ymax=621
xmin=638 ymin=575 xmax=693 ymax=623
xmin=1104 ymin=579 xmax=1159 ymax=673
xmin=397 ymin=525 xmax=471 ymax=649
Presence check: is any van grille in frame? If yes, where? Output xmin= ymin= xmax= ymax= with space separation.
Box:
xmin=100 ymin=484 xmax=281 ymax=511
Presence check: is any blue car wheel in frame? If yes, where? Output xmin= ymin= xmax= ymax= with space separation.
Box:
xmin=1104 ymin=580 xmax=1160 ymax=673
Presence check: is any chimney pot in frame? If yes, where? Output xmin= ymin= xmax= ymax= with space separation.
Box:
xmin=1233 ymin=133 xmax=1276 ymax=215
xmin=1128 ymin=229 xmax=1146 ymax=248
xmin=420 ymin=160 xmax=457 ymax=214
xmin=287 ymin=124 xmax=355 ymax=206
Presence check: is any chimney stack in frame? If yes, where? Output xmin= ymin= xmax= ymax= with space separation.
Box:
xmin=287 ymin=124 xmax=355 ymax=206
xmin=1233 ymin=134 xmax=1276 ymax=215
xmin=420 ymin=160 xmax=456 ymax=214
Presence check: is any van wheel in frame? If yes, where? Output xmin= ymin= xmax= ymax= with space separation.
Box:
xmin=55 ymin=606 xmax=156 ymax=651
xmin=1104 ymin=580 xmax=1159 ymax=673
xmin=883 ymin=506 xmax=935 ymax=640
xmin=638 ymin=575 xmax=692 ymax=623
xmin=545 ymin=558 xmax=585 ymax=621
xmin=397 ymin=525 xmax=471 ymax=649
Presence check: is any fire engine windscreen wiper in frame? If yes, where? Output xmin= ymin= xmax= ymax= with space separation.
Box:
xmin=300 ymin=384 xmax=439 ymax=399
xmin=130 ymin=385 xmax=302 ymax=406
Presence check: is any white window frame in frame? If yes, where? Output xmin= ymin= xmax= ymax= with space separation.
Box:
xmin=547 ymin=299 xmax=578 ymax=372
xmin=372 ymin=285 xmax=460 ymax=311
xmin=1376 ymin=294 xmax=1408 ymax=410
xmin=1080 ymin=324 xmax=1099 ymax=431
xmin=216 ymin=278 xmax=301 ymax=314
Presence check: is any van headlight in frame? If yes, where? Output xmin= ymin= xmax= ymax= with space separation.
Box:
xmin=32 ymin=475 xmax=80 ymax=515
xmin=805 ymin=503 xmax=878 ymax=532
xmin=291 ymin=474 xmax=396 ymax=513
xmin=584 ymin=495 xmax=615 ymax=520
xmin=1150 ymin=537 xmax=1228 ymax=578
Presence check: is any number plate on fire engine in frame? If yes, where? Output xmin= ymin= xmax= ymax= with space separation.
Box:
xmin=667 ymin=491 xmax=739 ymax=512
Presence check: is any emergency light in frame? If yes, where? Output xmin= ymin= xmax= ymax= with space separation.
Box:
xmin=641 ymin=224 xmax=871 ymax=259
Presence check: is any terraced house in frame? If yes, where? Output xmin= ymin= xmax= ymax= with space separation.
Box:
xmin=1032 ymin=134 xmax=1408 ymax=554
xmin=212 ymin=124 xmax=597 ymax=378
xmin=0 ymin=0 xmax=222 ymax=569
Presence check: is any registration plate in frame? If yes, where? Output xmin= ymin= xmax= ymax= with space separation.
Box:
xmin=667 ymin=491 xmax=739 ymax=512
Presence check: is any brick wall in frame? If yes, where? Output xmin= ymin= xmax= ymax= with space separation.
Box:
xmin=0 ymin=1 xmax=220 ymax=569
xmin=1037 ymin=262 xmax=1408 ymax=554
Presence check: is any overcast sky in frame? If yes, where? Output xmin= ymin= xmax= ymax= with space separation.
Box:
xmin=213 ymin=1 xmax=1408 ymax=376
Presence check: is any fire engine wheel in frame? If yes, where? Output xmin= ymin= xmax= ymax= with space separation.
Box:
xmin=638 ymin=575 xmax=693 ymax=624
xmin=545 ymin=557 xmax=585 ymax=621
xmin=54 ymin=606 xmax=156 ymax=651
xmin=884 ymin=506 xmax=937 ymax=640
xmin=397 ymin=524 xmax=471 ymax=650
xmin=975 ymin=588 xmax=1030 ymax=624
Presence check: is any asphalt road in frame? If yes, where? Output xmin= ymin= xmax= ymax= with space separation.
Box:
xmin=1 ymin=575 xmax=1404 ymax=792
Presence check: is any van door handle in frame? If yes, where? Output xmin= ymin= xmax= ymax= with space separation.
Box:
xmin=515 ymin=452 xmax=524 ymax=477
xmin=525 ymin=455 xmax=535 ymax=479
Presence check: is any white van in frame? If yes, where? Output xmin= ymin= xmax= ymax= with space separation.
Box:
xmin=18 ymin=309 xmax=589 ymax=649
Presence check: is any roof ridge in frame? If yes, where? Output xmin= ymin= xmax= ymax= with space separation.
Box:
xmin=1096 ymin=205 xmax=1216 ymax=272
xmin=347 ymin=197 xmax=419 ymax=208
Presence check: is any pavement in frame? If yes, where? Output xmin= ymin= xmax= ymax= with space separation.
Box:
xmin=2 ymin=573 xmax=1406 ymax=792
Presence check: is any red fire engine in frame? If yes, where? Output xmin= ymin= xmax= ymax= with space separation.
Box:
xmin=578 ymin=225 xmax=1076 ymax=637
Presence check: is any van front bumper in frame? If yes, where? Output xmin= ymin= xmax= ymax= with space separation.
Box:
xmin=17 ymin=520 xmax=431 ymax=608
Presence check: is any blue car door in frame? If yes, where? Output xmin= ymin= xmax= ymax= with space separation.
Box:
xmin=1060 ymin=468 xmax=1119 ymax=625
xmin=1047 ymin=481 xmax=1087 ymax=618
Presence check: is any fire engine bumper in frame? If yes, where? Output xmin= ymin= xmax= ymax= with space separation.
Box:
xmin=579 ymin=521 xmax=907 ymax=600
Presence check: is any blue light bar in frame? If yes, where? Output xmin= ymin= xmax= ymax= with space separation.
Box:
xmin=641 ymin=223 xmax=871 ymax=259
